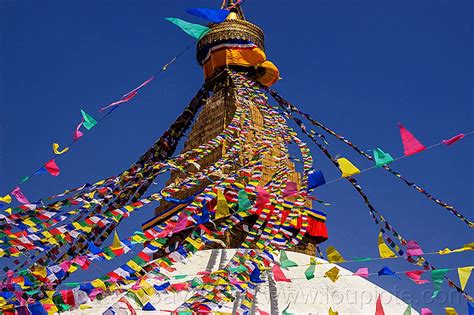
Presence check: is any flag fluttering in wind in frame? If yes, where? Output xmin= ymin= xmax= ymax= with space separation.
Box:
xmin=166 ymin=17 xmax=210 ymax=39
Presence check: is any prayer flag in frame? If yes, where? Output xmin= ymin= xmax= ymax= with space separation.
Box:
xmin=378 ymin=266 xmax=400 ymax=279
xmin=403 ymin=305 xmax=412 ymax=315
xmin=74 ymin=121 xmax=84 ymax=141
xmin=165 ymin=18 xmax=210 ymax=39
xmin=11 ymin=186 xmax=29 ymax=204
xmin=308 ymin=169 xmax=326 ymax=189
xmin=0 ymin=195 xmax=12 ymax=204
xmin=373 ymin=148 xmax=394 ymax=167
xmin=305 ymin=257 xmax=317 ymax=280
xmin=250 ymin=266 xmax=265 ymax=283
xmin=405 ymin=270 xmax=429 ymax=284
xmin=280 ymin=250 xmax=298 ymax=268
xmin=283 ymin=181 xmax=298 ymax=197
xmin=35 ymin=167 xmax=48 ymax=175
xmin=378 ymin=232 xmax=396 ymax=258
xmin=52 ymin=143 xmax=69 ymax=155
xmin=326 ymin=246 xmax=345 ymax=263
xmin=238 ymin=189 xmax=251 ymax=211
xmin=329 ymin=307 xmax=339 ymax=315
xmin=80 ymin=109 xmax=97 ymax=130
xmin=272 ymin=264 xmax=291 ymax=282
xmin=375 ymin=294 xmax=385 ymax=315
xmin=445 ymin=307 xmax=458 ymax=315
xmin=324 ymin=266 xmax=340 ymax=283
xmin=45 ymin=159 xmax=60 ymax=176
xmin=431 ymin=268 xmax=449 ymax=298
xmin=421 ymin=308 xmax=433 ymax=315
xmin=442 ymin=133 xmax=464 ymax=146
xmin=215 ymin=189 xmax=230 ymax=219
xmin=468 ymin=302 xmax=474 ymax=315
xmin=255 ymin=186 xmax=270 ymax=208
xmin=458 ymin=266 xmax=472 ymax=291
xmin=336 ymin=158 xmax=360 ymax=177
xmin=186 ymin=8 xmax=230 ymax=23
xmin=406 ymin=240 xmax=424 ymax=256
xmin=142 ymin=302 xmax=156 ymax=311
xmin=100 ymin=76 xmax=154 ymax=112
xmin=354 ymin=267 xmax=369 ymax=278
xmin=398 ymin=123 xmax=426 ymax=156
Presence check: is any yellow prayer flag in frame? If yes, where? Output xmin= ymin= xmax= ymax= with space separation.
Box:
xmin=457 ymin=266 xmax=473 ymax=291
xmin=0 ymin=194 xmax=12 ymax=204
xmin=337 ymin=157 xmax=360 ymax=178
xmin=324 ymin=266 xmax=340 ymax=283
xmin=31 ymin=266 xmax=47 ymax=278
xmin=215 ymin=189 xmax=230 ymax=219
xmin=378 ymin=232 xmax=396 ymax=259
xmin=91 ymin=279 xmax=107 ymax=291
xmin=444 ymin=307 xmax=458 ymax=315
xmin=326 ymin=246 xmax=345 ymax=263
xmin=329 ymin=307 xmax=339 ymax=315
xmin=111 ymin=230 xmax=122 ymax=250
xmin=126 ymin=260 xmax=142 ymax=272
xmin=52 ymin=143 xmax=69 ymax=155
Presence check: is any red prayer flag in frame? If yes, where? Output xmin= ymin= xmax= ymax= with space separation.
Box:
xmin=255 ymin=186 xmax=270 ymax=208
xmin=74 ymin=120 xmax=84 ymax=142
xmin=442 ymin=133 xmax=464 ymax=146
xmin=272 ymin=264 xmax=291 ymax=282
xmin=405 ymin=270 xmax=429 ymax=284
xmin=99 ymin=75 xmax=154 ymax=112
xmin=398 ymin=123 xmax=426 ymax=156
xmin=375 ymin=294 xmax=385 ymax=315
xmin=45 ymin=159 xmax=60 ymax=176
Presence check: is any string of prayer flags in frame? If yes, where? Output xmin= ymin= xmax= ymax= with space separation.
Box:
xmin=308 ymin=169 xmax=326 ymax=189
xmin=403 ymin=305 xmax=412 ymax=315
xmin=99 ymin=76 xmax=155 ymax=112
xmin=326 ymin=246 xmax=345 ymax=263
xmin=398 ymin=123 xmax=426 ymax=156
xmin=45 ymin=159 xmax=60 ymax=176
xmin=80 ymin=110 xmax=97 ymax=130
xmin=354 ymin=267 xmax=369 ymax=278
xmin=375 ymin=294 xmax=385 ymax=315
xmin=442 ymin=133 xmax=465 ymax=146
xmin=329 ymin=307 xmax=339 ymax=315
xmin=405 ymin=270 xmax=429 ymax=284
xmin=215 ymin=189 xmax=230 ymax=219
xmin=406 ymin=240 xmax=424 ymax=256
xmin=52 ymin=143 xmax=69 ymax=155
xmin=305 ymin=257 xmax=317 ymax=280
xmin=11 ymin=186 xmax=29 ymax=204
xmin=165 ymin=18 xmax=210 ymax=40
xmin=458 ymin=266 xmax=472 ymax=290
xmin=237 ymin=189 xmax=251 ymax=211
xmin=336 ymin=158 xmax=360 ymax=178
xmin=431 ymin=268 xmax=449 ymax=298
xmin=373 ymin=148 xmax=394 ymax=167
xmin=74 ymin=121 xmax=84 ymax=142
xmin=186 ymin=8 xmax=230 ymax=23
xmin=421 ymin=308 xmax=433 ymax=315
xmin=378 ymin=266 xmax=400 ymax=279
xmin=378 ymin=232 xmax=397 ymax=259
xmin=324 ymin=266 xmax=340 ymax=283
xmin=439 ymin=242 xmax=474 ymax=255
xmin=279 ymin=250 xmax=298 ymax=268
xmin=272 ymin=264 xmax=291 ymax=282
xmin=0 ymin=194 xmax=12 ymax=204
xmin=445 ymin=307 xmax=458 ymax=315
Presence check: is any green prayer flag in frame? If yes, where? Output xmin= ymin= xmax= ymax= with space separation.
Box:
xmin=352 ymin=257 xmax=372 ymax=262
xmin=237 ymin=189 xmax=251 ymax=212
xmin=305 ymin=258 xmax=316 ymax=280
xmin=403 ymin=304 xmax=412 ymax=315
xmin=165 ymin=17 xmax=210 ymax=39
xmin=431 ymin=268 xmax=449 ymax=298
xmin=280 ymin=250 xmax=298 ymax=269
xmin=229 ymin=265 xmax=248 ymax=273
xmin=80 ymin=109 xmax=97 ymax=130
xmin=282 ymin=303 xmax=295 ymax=315
xmin=373 ymin=148 xmax=394 ymax=167
xmin=173 ymin=274 xmax=187 ymax=280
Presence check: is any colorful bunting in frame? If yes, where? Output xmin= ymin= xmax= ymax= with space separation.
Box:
xmin=165 ymin=18 xmax=210 ymax=39
xmin=431 ymin=268 xmax=449 ymax=298
xmin=52 ymin=143 xmax=69 ymax=155
xmin=80 ymin=109 xmax=97 ymax=130
xmin=458 ymin=266 xmax=472 ymax=291
xmin=336 ymin=157 xmax=360 ymax=177
xmin=398 ymin=123 xmax=426 ymax=156
xmin=373 ymin=148 xmax=394 ymax=167
xmin=45 ymin=159 xmax=60 ymax=176
xmin=442 ymin=133 xmax=464 ymax=146
xmin=100 ymin=76 xmax=154 ymax=112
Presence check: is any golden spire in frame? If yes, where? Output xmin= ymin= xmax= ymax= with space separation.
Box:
xmin=220 ymin=0 xmax=246 ymax=20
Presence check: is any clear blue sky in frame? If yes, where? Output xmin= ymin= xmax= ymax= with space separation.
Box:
xmin=1 ymin=1 xmax=472 ymax=313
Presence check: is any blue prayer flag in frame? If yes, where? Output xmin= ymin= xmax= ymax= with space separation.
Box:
xmin=308 ymin=170 xmax=326 ymax=189
xmin=186 ymin=8 xmax=230 ymax=23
